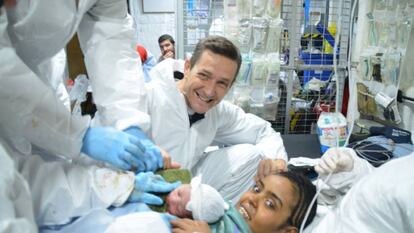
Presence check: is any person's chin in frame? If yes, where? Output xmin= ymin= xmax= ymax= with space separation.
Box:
xmin=167 ymin=205 xmax=178 ymax=215
xmin=193 ymin=108 xmax=209 ymax=114
xmin=191 ymin=101 xmax=213 ymax=114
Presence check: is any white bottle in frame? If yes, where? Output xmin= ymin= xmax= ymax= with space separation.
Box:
xmin=317 ymin=112 xmax=348 ymax=153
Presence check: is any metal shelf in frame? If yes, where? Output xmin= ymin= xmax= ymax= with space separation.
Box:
xmin=176 ymin=0 xmax=351 ymax=134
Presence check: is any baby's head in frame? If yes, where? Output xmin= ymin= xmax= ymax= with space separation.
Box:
xmin=166 ymin=183 xmax=192 ymax=218
xmin=166 ymin=176 xmax=228 ymax=222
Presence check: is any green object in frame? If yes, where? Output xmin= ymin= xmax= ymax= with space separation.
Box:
xmin=209 ymin=203 xmax=252 ymax=233
xmin=149 ymin=169 xmax=192 ymax=212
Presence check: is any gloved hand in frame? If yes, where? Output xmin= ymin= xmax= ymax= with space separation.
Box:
xmin=128 ymin=172 xmax=181 ymax=205
xmin=160 ymin=213 xmax=177 ymax=229
xmin=81 ymin=127 xmax=144 ymax=170
xmin=124 ymin=127 xmax=163 ymax=172
xmin=315 ymin=147 xmax=354 ymax=175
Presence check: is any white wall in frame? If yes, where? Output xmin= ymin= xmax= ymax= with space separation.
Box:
xmin=129 ymin=0 xmax=176 ymax=60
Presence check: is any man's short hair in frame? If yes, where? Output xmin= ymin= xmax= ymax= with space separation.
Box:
xmin=158 ymin=34 xmax=175 ymax=45
xmin=189 ymin=36 xmax=242 ymax=82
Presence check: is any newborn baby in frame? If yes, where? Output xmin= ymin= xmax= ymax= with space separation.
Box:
xmin=166 ymin=176 xmax=229 ymax=223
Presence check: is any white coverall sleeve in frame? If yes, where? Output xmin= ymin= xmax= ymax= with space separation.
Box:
xmin=316 ymin=149 xmax=374 ymax=205
xmin=304 ymin=152 xmax=374 ymax=233
xmin=36 ymin=49 xmax=71 ymax=110
xmin=334 ymin=153 xmax=414 ymax=233
xmin=77 ymin=0 xmax=150 ymax=131
xmin=306 ymin=153 xmax=414 ymax=233
xmin=14 ymin=154 xmax=135 ymax=226
xmin=214 ymin=101 xmax=287 ymax=161
xmin=0 ymin=141 xmax=37 ymax=233
xmin=0 ymin=9 xmax=90 ymax=158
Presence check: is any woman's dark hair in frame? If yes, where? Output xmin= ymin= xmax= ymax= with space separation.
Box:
xmin=158 ymin=34 xmax=175 ymax=45
xmin=190 ymin=36 xmax=242 ymax=82
xmin=277 ymin=171 xmax=317 ymax=229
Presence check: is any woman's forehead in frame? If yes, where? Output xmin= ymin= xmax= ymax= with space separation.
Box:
xmin=262 ymin=175 xmax=298 ymax=204
xmin=262 ymin=174 xmax=290 ymax=186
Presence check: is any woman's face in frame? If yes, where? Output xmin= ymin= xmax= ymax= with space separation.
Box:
xmin=166 ymin=184 xmax=192 ymax=218
xmin=236 ymin=175 xmax=299 ymax=233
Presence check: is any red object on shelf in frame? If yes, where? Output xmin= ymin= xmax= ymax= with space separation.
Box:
xmin=314 ymin=102 xmax=333 ymax=118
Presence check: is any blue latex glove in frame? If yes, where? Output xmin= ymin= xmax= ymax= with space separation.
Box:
xmin=128 ymin=172 xmax=181 ymax=205
xmin=160 ymin=213 xmax=177 ymax=229
xmin=81 ymin=127 xmax=145 ymax=170
xmin=124 ymin=127 xmax=163 ymax=172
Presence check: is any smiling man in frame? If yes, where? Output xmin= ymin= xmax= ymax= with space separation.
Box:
xmin=145 ymin=36 xmax=287 ymax=203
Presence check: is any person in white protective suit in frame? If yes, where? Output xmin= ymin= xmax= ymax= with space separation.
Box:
xmin=1 ymin=0 xmax=168 ymax=173
xmin=303 ymin=147 xmax=414 ymax=233
xmin=0 ymin=140 xmax=37 ymax=233
xmin=142 ymin=36 xmax=288 ymax=203
xmin=0 ymin=1 xmax=180 ymax=229
xmin=0 ymin=137 xmax=180 ymax=232
xmin=38 ymin=49 xmax=72 ymax=111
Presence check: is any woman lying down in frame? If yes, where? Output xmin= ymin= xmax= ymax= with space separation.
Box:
xmin=44 ymin=148 xmax=414 ymax=233
xmin=106 ymin=170 xmax=317 ymax=233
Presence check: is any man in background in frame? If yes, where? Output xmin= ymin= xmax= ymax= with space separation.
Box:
xmin=158 ymin=34 xmax=175 ymax=62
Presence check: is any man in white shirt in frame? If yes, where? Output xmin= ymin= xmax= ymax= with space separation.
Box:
xmin=145 ymin=36 xmax=287 ymax=203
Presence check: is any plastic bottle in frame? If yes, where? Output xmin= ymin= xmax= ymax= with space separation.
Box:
xmin=317 ymin=112 xmax=348 ymax=153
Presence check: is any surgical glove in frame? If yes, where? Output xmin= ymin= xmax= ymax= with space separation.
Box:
xmin=124 ymin=127 xmax=163 ymax=172
xmin=81 ymin=127 xmax=144 ymax=170
xmin=315 ymin=147 xmax=354 ymax=175
xmin=128 ymin=172 xmax=181 ymax=205
xmin=160 ymin=213 xmax=177 ymax=229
